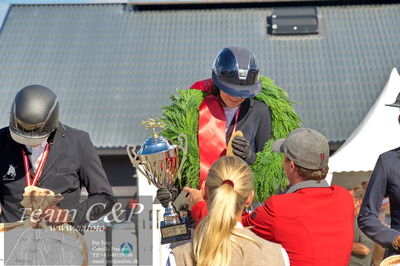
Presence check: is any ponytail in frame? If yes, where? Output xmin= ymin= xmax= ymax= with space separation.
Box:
xmin=192 ymin=156 xmax=258 ymax=266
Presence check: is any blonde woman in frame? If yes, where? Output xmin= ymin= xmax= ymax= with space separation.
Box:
xmin=168 ymin=156 xmax=288 ymax=266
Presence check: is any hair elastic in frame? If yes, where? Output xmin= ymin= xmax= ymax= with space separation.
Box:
xmin=221 ymin=179 xmax=234 ymax=188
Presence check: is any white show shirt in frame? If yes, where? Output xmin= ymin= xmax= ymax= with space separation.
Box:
xmin=223 ymin=106 xmax=240 ymax=129
xmin=25 ymin=141 xmax=48 ymax=172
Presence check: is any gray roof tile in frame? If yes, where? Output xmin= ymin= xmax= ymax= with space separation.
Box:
xmin=0 ymin=4 xmax=399 ymax=147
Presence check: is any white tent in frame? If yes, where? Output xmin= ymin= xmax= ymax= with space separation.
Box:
xmin=326 ymin=68 xmax=400 ymax=185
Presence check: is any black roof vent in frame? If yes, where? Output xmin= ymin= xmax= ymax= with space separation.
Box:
xmin=268 ymin=7 xmax=318 ymax=36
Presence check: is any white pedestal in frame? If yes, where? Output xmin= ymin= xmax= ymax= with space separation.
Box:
xmin=137 ymin=170 xmax=170 ymax=266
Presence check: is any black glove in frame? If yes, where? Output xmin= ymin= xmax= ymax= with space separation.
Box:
xmin=156 ymin=187 xmax=180 ymax=208
xmin=232 ymin=136 xmax=256 ymax=164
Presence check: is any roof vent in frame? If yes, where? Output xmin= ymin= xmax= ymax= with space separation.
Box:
xmin=267 ymin=7 xmax=318 ymax=36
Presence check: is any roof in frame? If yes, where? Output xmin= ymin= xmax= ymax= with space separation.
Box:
xmin=327 ymin=68 xmax=400 ymax=177
xmin=0 ymin=3 xmax=399 ymax=147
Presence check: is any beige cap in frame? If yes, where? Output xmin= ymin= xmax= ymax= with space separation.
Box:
xmin=272 ymin=128 xmax=329 ymax=170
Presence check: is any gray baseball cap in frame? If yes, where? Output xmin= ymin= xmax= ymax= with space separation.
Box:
xmin=386 ymin=92 xmax=400 ymax=108
xmin=272 ymin=128 xmax=329 ymax=170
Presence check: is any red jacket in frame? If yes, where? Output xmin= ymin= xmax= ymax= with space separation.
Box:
xmin=242 ymin=185 xmax=354 ymax=266
xmin=191 ymin=200 xmax=208 ymax=225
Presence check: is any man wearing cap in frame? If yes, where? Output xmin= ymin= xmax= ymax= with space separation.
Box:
xmin=242 ymin=128 xmax=354 ymax=266
xmin=0 ymin=85 xmax=116 ymax=225
xmin=358 ymin=93 xmax=400 ymax=258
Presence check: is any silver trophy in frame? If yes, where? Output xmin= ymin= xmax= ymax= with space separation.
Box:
xmin=127 ymin=119 xmax=190 ymax=244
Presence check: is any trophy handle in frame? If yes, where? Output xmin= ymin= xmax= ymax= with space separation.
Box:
xmin=126 ymin=144 xmax=153 ymax=185
xmin=176 ymin=134 xmax=188 ymax=179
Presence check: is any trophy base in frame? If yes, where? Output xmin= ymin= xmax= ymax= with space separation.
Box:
xmin=160 ymin=217 xmax=191 ymax=244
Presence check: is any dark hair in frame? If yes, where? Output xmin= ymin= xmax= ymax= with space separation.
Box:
xmin=348 ymin=186 xmax=361 ymax=193
xmin=352 ymin=187 xmax=365 ymax=201
xmin=211 ymin=85 xmax=220 ymax=97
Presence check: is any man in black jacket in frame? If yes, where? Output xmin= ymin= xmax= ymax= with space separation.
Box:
xmin=0 ymin=85 xmax=116 ymax=226
xmin=358 ymin=92 xmax=400 ymax=258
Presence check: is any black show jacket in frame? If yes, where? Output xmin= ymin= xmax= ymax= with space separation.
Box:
xmin=0 ymin=123 xmax=116 ymax=225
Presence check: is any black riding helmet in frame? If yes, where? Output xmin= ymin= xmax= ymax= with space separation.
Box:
xmin=9 ymin=85 xmax=59 ymax=146
xmin=212 ymin=46 xmax=261 ymax=98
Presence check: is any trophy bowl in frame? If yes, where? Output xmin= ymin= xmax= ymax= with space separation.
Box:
xmin=127 ymin=119 xmax=190 ymax=244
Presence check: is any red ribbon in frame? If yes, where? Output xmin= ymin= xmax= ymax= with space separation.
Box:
xmin=198 ymin=95 xmax=226 ymax=187
xmin=190 ymin=79 xmax=214 ymax=93
xmin=191 ymin=79 xmax=227 ymax=188
xmin=22 ymin=144 xmax=50 ymax=187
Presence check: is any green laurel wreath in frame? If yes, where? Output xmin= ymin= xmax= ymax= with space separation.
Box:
xmin=160 ymin=76 xmax=302 ymax=202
